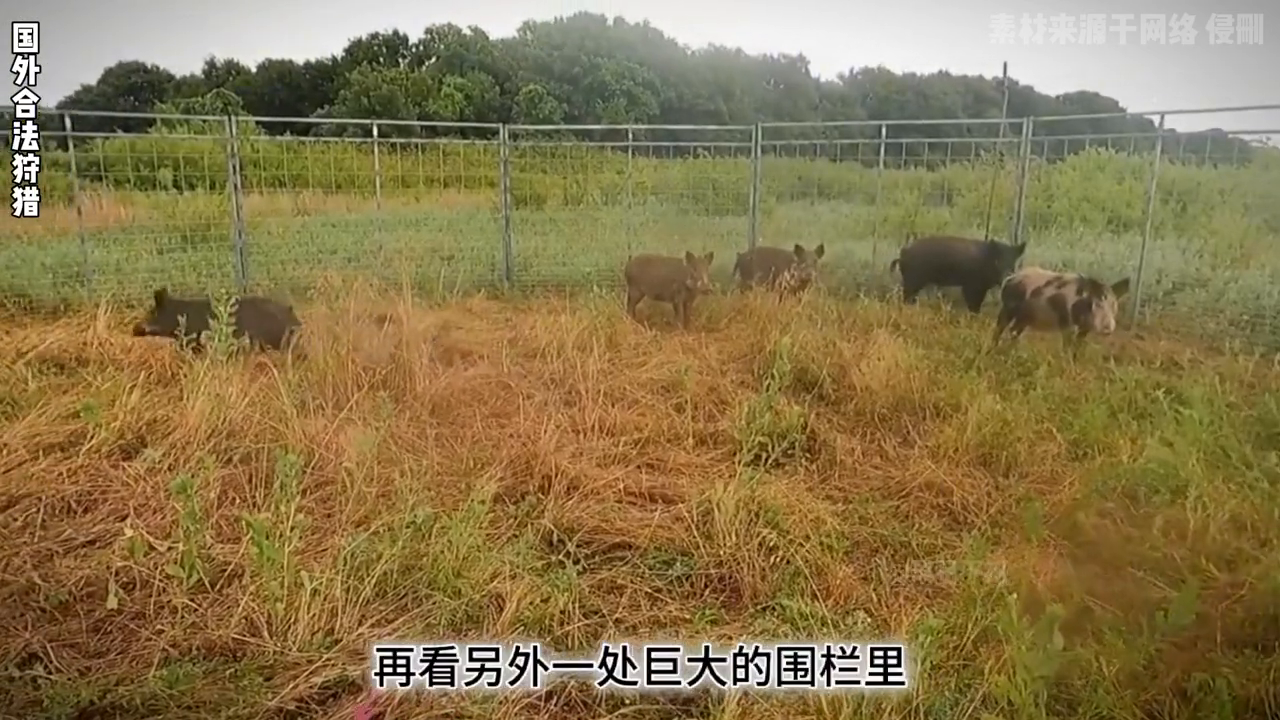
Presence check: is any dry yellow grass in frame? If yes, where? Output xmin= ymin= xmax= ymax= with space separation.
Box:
xmin=2 ymin=287 xmax=1279 ymax=719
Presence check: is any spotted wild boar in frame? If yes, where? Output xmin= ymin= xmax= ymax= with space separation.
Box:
xmin=889 ymin=235 xmax=1026 ymax=312
xmin=132 ymin=287 xmax=302 ymax=352
xmin=991 ymin=267 xmax=1131 ymax=348
xmin=623 ymin=251 xmax=716 ymax=328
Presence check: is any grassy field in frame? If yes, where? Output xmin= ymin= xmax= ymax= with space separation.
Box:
xmin=4 ymin=128 xmax=1280 ymax=347
xmin=3 ymin=286 xmax=1279 ymax=719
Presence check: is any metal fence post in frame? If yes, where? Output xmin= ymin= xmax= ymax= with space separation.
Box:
xmin=982 ymin=102 xmax=1011 ymax=239
xmin=371 ymin=121 xmax=383 ymax=211
xmin=224 ymin=114 xmax=250 ymax=293
xmin=1010 ymin=116 xmax=1034 ymax=245
xmin=625 ymin=126 xmax=635 ymax=208
xmin=498 ymin=123 xmax=515 ymax=287
xmin=1130 ymin=113 xmax=1166 ymax=327
xmin=626 ymin=126 xmax=635 ymax=258
xmin=748 ymin=122 xmax=762 ymax=250
xmin=62 ymin=113 xmax=93 ymax=298
xmin=370 ymin=120 xmax=387 ymax=277
xmin=872 ymin=122 xmax=888 ymax=265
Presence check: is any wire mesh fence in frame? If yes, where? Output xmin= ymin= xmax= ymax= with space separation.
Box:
xmin=757 ymin=116 xmax=1028 ymax=296
xmin=4 ymin=105 xmax=1280 ymax=349
xmin=506 ymin=123 xmax=755 ymax=289
xmin=236 ymin=115 xmax=506 ymax=298
xmin=1020 ymin=109 xmax=1280 ymax=348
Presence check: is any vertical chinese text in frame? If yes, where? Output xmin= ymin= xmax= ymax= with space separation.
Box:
xmin=10 ymin=21 xmax=41 ymax=218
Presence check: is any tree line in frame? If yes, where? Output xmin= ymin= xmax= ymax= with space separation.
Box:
xmin=30 ymin=12 xmax=1264 ymax=162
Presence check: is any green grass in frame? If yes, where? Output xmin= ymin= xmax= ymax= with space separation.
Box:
xmin=5 ymin=129 xmax=1280 ymax=347
xmin=4 ymin=290 xmax=1280 ymax=718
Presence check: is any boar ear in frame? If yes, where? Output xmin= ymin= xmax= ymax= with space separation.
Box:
xmin=684 ymin=250 xmax=697 ymax=266
xmin=814 ymin=243 xmax=825 ymax=259
xmin=704 ymin=251 xmax=715 ymax=264
xmin=793 ymin=244 xmax=806 ymax=259
xmin=1015 ymin=242 xmax=1028 ymax=256
xmin=1111 ymin=277 xmax=1131 ymax=298
xmin=153 ymin=288 xmax=168 ymax=307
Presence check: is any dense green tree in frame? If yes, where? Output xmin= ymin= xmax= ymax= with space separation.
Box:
xmin=511 ymin=83 xmax=566 ymax=125
xmin=46 ymin=12 xmax=1261 ymax=162
xmin=337 ymin=30 xmax=415 ymax=75
xmin=55 ymin=60 xmax=176 ymax=134
xmin=199 ymin=57 xmax=254 ymax=94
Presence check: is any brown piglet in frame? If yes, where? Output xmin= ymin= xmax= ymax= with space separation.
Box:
xmin=623 ymin=251 xmax=716 ymax=328
xmin=733 ymin=242 xmax=826 ymax=294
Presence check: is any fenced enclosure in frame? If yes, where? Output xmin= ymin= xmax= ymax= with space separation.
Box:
xmin=4 ymin=105 xmax=1280 ymax=348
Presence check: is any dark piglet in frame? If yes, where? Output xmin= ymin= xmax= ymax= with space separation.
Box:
xmin=624 ymin=251 xmax=716 ymax=328
xmin=992 ymin=267 xmax=1130 ymax=349
xmin=733 ymin=242 xmax=826 ymax=294
xmin=132 ymin=288 xmax=302 ymax=352
xmin=890 ymin=235 xmax=1026 ymax=312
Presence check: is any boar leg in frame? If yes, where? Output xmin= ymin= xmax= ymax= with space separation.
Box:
xmin=675 ymin=298 xmax=690 ymax=329
xmin=626 ymin=287 xmax=644 ymax=320
xmin=991 ymin=306 xmax=1016 ymax=347
xmin=1064 ymin=326 xmax=1089 ymax=358
xmin=961 ymin=283 xmax=989 ymax=313
xmin=901 ymin=276 xmax=925 ymax=305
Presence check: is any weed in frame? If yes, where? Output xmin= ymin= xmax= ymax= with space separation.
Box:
xmin=167 ymin=465 xmax=210 ymax=591
xmin=736 ymin=334 xmax=811 ymax=470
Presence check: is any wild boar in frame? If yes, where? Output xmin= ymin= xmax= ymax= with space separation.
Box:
xmin=991 ymin=267 xmax=1131 ymax=348
xmin=624 ymin=251 xmax=716 ymax=328
xmin=132 ymin=287 xmax=302 ymax=352
xmin=733 ymin=242 xmax=826 ymax=294
xmin=889 ymin=235 xmax=1027 ymax=312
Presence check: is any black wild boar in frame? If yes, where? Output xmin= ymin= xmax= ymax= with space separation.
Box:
xmin=889 ymin=235 xmax=1027 ymax=312
xmin=132 ymin=287 xmax=302 ymax=352
xmin=992 ymin=267 xmax=1131 ymax=348
xmin=624 ymin=251 xmax=716 ymax=328
xmin=733 ymin=242 xmax=826 ymax=293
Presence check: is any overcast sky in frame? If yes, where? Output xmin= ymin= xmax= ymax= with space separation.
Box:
xmin=5 ymin=0 xmax=1278 ymax=136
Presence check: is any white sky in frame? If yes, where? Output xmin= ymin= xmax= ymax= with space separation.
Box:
xmin=5 ymin=0 xmax=1279 ymax=136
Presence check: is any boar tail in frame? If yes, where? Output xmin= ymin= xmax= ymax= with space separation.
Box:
xmin=889 ymin=258 xmax=901 ymax=274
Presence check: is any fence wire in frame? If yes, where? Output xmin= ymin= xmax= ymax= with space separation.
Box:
xmin=505 ymin=123 xmax=754 ymax=289
xmin=1021 ymin=111 xmax=1280 ymax=350
xmin=236 ymin=116 xmax=505 ymax=299
xmin=758 ymin=117 xmax=1027 ymax=297
xmin=3 ymin=106 xmax=1280 ymax=350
